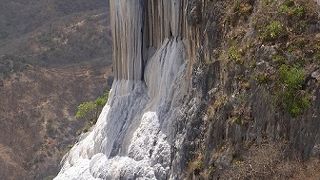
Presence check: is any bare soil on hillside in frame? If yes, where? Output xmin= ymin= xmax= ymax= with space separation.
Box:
xmin=0 ymin=0 xmax=113 ymax=179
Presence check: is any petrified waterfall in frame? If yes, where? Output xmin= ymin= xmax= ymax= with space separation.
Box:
xmin=55 ymin=0 xmax=190 ymax=179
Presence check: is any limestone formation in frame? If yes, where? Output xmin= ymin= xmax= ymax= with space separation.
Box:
xmin=55 ymin=0 xmax=190 ymax=179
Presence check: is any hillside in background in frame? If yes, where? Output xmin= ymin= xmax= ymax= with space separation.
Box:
xmin=0 ymin=0 xmax=112 ymax=179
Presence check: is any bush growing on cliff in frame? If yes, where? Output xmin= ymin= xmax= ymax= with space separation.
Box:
xmin=228 ymin=46 xmax=243 ymax=64
xmin=76 ymin=101 xmax=96 ymax=119
xmin=76 ymin=90 xmax=109 ymax=120
xmin=277 ymin=65 xmax=310 ymax=117
xmin=279 ymin=0 xmax=305 ymax=18
xmin=76 ymin=90 xmax=109 ymax=133
xmin=279 ymin=65 xmax=304 ymax=89
xmin=256 ymin=73 xmax=270 ymax=85
xmin=261 ymin=21 xmax=286 ymax=42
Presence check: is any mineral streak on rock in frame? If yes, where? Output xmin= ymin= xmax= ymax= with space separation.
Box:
xmin=55 ymin=0 xmax=191 ymax=179
xmin=110 ymin=0 xmax=188 ymax=81
xmin=110 ymin=0 xmax=144 ymax=81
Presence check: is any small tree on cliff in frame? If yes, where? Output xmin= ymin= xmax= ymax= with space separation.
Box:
xmin=76 ymin=90 xmax=109 ymax=121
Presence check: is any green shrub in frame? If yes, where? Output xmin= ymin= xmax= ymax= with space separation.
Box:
xmin=279 ymin=65 xmax=304 ymax=90
xmin=228 ymin=46 xmax=243 ymax=64
xmin=277 ymin=65 xmax=310 ymax=117
xmin=95 ymin=91 xmax=109 ymax=106
xmin=75 ymin=101 xmax=96 ymax=119
xmin=75 ymin=90 xmax=109 ymax=119
xmin=75 ymin=90 xmax=109 ymax=133
xmin=279 ymin=0 xmax=305 ymax=18
xmin=281 ymin=91 xmax=311 ymax=117
xmin=261 ymin=21 xmax=286 ymax=42
xmin=256 ymin=73 xmax=270 ymax=85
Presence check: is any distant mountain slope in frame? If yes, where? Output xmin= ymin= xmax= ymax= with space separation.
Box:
xmin=0 ymin=0 xmax=108 ymax=41
xmin=0 ymin=0 xmax=112 ymax=179
xmin=0 ymin=0 xmax=112 ymax=78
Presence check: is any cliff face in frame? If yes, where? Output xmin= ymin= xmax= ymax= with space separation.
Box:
xmin=56 ymin=0 xmax=320 ymax=179
xmin=178 ymin=0 xmax=320 ymax=179
xmin=56 ymin=0 xmax=190 ymax=179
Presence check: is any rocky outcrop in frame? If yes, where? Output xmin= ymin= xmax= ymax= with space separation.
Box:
xmin=178 ymin=0 xmax=320 ymax=179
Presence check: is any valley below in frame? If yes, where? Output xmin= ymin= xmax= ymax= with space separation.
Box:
xmin=0 ymin=0 xmax=112 ymax=179
xmin=0 ymin=64 xmax=112 ymax=179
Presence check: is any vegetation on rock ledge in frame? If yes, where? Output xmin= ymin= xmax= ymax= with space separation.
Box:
xmin=76 ymin=90 xmax=109 ymax=132
xmin=277 ymin=65 xmax=310 ymax=117
xmin=185 ymin=0 xmax=319 ymax=179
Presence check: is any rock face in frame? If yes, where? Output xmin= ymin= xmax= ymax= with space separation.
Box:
xmin=55 ymin=0 xmax=191 ymax=179
xmin=56 ymin=0 xmax=320 ymax=179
